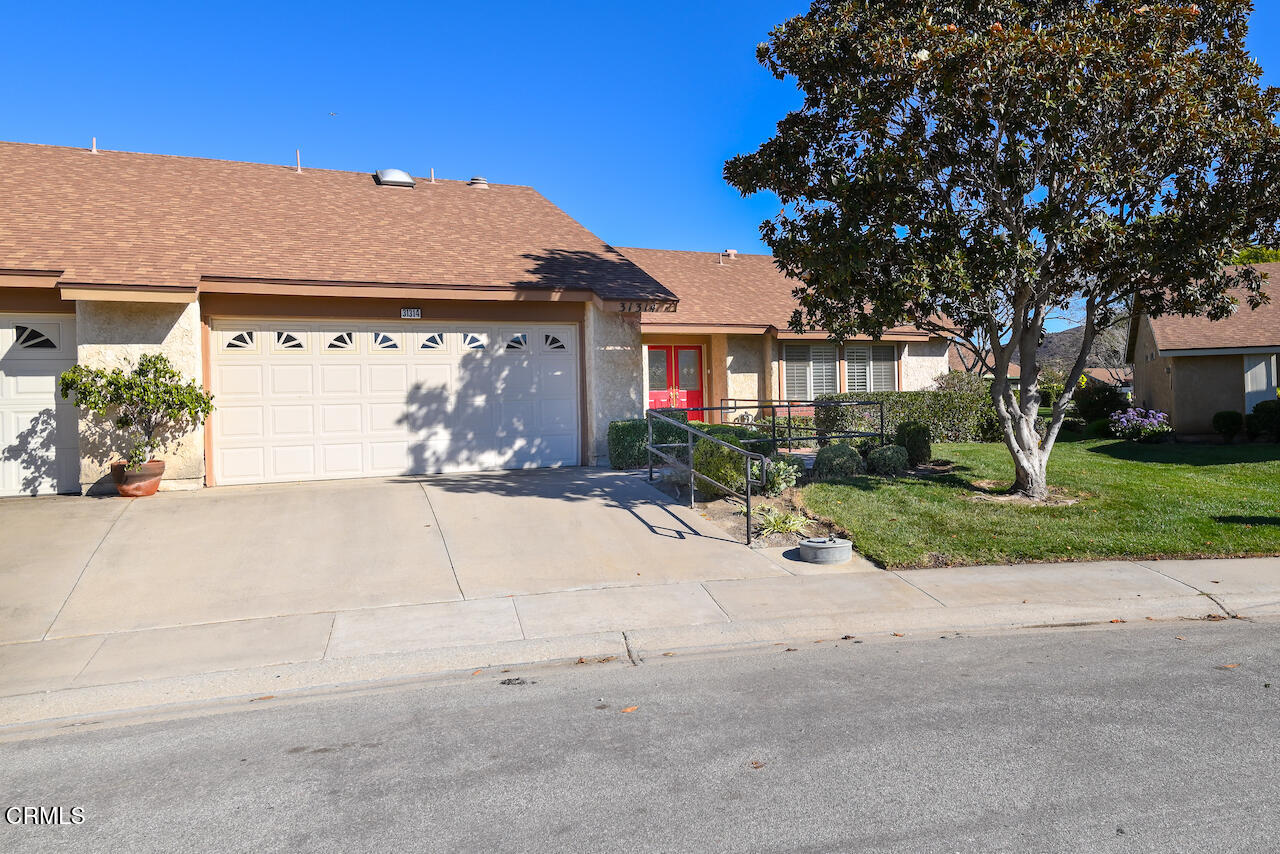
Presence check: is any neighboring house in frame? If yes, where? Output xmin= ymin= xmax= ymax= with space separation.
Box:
xmin=615 ymin=248 xmax=950 ymax=420
xmin=1127 ymin=274 xmax=1280 ymax=434
xmin=946 ymin=342 xmax=1021 ymax=387
xmin=0 ymin=141 xmax=948 ymax=497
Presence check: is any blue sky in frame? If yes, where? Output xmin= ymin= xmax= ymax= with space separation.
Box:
xmin=3 ymin=1 xmax=1277 ymax=262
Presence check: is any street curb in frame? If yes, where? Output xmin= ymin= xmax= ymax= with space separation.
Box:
xmin=3 ymin=593 xmax=1264 ymax=736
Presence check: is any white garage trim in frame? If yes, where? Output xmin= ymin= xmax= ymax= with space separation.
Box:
xmin=0 ymin=312 xmax=80 ymax=496
xmin=209 ymin=318 xmax=581 ymax=485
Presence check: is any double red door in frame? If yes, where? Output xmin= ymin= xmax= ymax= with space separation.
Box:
xmin=647 ymin=345 xmax=704 ymax=419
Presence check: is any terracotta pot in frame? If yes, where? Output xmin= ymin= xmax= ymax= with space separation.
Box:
xmin=110 ymin=459 xmax=166 ymax=497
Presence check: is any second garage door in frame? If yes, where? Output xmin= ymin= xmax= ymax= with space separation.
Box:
xmin=211 ymin=321 xmax=580 ymax=485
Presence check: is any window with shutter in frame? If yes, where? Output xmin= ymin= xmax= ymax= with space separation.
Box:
xmin=847 ymin=347 xmax=869 ymax=393
xmin=871 ymin=345 xmax=897 ymax=391
xmin=784 ymin=344 xmax=810 ymax=399
xmin=812 ymin=345 xmax=838 ymax=395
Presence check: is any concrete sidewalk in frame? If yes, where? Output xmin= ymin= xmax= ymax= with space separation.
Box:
xmin=3 ymin=548 xmax=1278 ymax=729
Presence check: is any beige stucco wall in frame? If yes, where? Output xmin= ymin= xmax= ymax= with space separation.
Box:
xmin=74 ymin=300 xmax=205 ymax=493
xmin=1171 ymin=353 xmax=1245 ymax=434
xmin=899 ymin=338 xmax=951 ymax=391
xmin=1131 ymin=316 xmax=1174 ymax=416
xmin=584 ymin=302 xmax=643 ymax=465
xmin=725 ymin=334 xmax=763 ymax=419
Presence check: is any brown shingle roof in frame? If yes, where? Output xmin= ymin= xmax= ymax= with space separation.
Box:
xmin=615 ymin=246 xmax=928 ymax=337
xmin=0 ymin=141 xmax=674 ymax=301
xmin=1148 ymin=269 xmax=1280 ymax=351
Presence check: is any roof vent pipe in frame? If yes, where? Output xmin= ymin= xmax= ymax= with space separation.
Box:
xmin=468 ymin=176 xmax=489 ymax=189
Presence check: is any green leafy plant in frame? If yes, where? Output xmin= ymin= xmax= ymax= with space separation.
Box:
xmin=894 ymin=420 xmax=932 ymax=467
xmin=1072 ymin=383 xmax=1128 ymax=424
xmin=751 ymin=506 xmax=811 ymax=537
xmin=813 ymin=443 xmax=866 ymax=480
xmin=692 ymin=436 xmax=749 ymax=497
xmin=754 ymin=454 xmax=802 ymax=497
xmin=59 ymin=353 xmax=214 ymax=468
xmin=1212 ymin=410 xmax=1244 ymax=444
xmin=1251 ymin=399 xmax=1280 ymax=442
xmin=867 ymin=444 xmax=909 ymax=476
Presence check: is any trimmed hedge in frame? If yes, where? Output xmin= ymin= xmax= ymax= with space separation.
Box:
xmin=894 ymin=420 xmax=932 ymax=466
xmin=813 ymin=444 xmax=866 ymax=480
xmin=1252 ymin=399 xmax=1280 ymax=441
xmin=1212 ymin=410 xmax=1244 ymax=443
xmin=867 ymin=444 xmax=910 ymax=475
xmin=607 ymin=411 xmax=688 ymax=469
xmin=692 ymin=437 xmax=746 ymax=497
xmin=814 ymin=391 xmax=996 ymax=443
xmin=688 ymin=422 xmax=777 ymax=454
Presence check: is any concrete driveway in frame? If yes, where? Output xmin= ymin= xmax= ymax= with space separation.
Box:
xmin=1 ymin=468 xmax=785 ymax=643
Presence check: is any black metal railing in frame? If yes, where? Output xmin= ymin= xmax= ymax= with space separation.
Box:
xmin=644 ymin=409 xmax=770 ymax=545
xmin=719 ymin=398 xmax=886 ymax=452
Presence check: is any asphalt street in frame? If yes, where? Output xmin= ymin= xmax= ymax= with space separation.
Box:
xmin=3 ymin=619 xmax=1277 ymax=853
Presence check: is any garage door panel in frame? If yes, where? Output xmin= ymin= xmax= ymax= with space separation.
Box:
xmin=320 ymin=404 xmax=362 ymax=434
xmin=1 ymin=314 xmax=79 ymax=496
xmin=269 ymin=364 xmax=313 ymax=395
xmin=211 ymin=320 xmax=579 ymax=485
xmin=320 ymin=364 xmax=362 ymax=395
xmin=217 ymin=406 xmax=265 ymax=439
xmin=271 ymin=405 xmax=314 ymax=437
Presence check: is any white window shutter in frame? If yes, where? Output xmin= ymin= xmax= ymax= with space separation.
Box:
xmin=812 ymin=345 xmax=838 ymax=395
xmin=847 ymin=347 xmax=869 ymax=393
xmin=871 ymin=345 xmax=897 ymax=391
xmin=784 ymin=345 xmax=810 ymax=399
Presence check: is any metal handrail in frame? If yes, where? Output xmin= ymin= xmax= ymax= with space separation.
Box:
xmin=645 ymin=408 xmax=770 ymax=546
xmin=719 ymin=398 xmax=886 ymax=452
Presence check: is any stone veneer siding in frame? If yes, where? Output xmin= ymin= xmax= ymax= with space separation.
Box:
xmin=74 ymin=300 xmax=205 ymax=494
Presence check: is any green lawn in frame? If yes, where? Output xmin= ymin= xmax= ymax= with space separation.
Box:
xmin=800 ymin=438 xmax=1280 ymax=568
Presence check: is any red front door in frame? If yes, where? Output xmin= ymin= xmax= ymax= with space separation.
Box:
xmin=647 ymin=345 xmax=704 ymax=419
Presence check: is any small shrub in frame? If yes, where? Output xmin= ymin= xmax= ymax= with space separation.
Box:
xmin=607 ymin=411 xmax=688 ymax=469
xmin=751 ymin=506 xmax=811 ymax=537
xmin=754 ymin=454 xmax=802 ymax=497
xmin=1037 ymin=366 xmax=1068 ymax=409
xmin=894 ymin=420 xmax=932 ymax=467
xmin=813 ymin=444 xmax=866 ymax=480
xmin=692 ymin=436 xmax=748 ymax=497
xmin=1108 ymin=408 xmax=1173 ymax=443
xmin=1212 ymin=410 xmax=1244 ymax=443
xmin=867 ymin=444 xmax=909 ymax=476
xmin=1252 ymin=399 xmax=1280 ymax=441
xmin=1061 ymin=415 xmax=1088 ymax=434
xmin=1085 ymin=418 xmax=1113 ymax=438
xmin=1073 ymin=382 xmax=1128 ymax=422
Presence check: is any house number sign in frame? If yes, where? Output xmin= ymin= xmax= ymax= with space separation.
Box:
xmin=616 ymin=302 xmax=677 ymax=313
xmin=400 ymin=308 xmax=422 ymax=319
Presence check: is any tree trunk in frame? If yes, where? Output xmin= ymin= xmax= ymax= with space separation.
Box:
xmin=1010 ymin=446 xmax=1050 ymax=501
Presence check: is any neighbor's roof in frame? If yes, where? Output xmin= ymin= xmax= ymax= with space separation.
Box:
xmin=615 ymin=246 xmax=930 ymax=337
xmin=1145 ymin=268 xmax=1280 ymax=352
xmin=0 ymin=141 xmax=674 ymax=301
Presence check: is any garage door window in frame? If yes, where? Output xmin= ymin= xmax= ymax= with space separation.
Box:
xmin=273 ymin=331 xmax=307 ymax=352
xmin=504 ymin=333 xmax=528 ymax=351
xmin=326 ymin=331 xmax=356 ymax=351
xmin=462 ymin=332 xmax=487 ymax=351
xmin=371 ymin=332 xmax=401 ymax=351
xmin=224 ymin=331 xmax=256 ymax=351
xmin=419 ymin=332 xmax=446 ymax=351
xmin=544 ymin=334 xmax=567 ymax=351
xmin=14 ymin=325 xmax=57 ymax=349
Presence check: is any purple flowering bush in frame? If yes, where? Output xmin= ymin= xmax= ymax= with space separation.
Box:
xmin=1109 ymin=408 xmax=1173 ymax=443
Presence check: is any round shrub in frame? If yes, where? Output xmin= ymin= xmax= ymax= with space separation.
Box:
xmin=1251 ymin=399 xmax=1280 ymax=441
xmin=867 ymin=444 xmax=909 ymax=476
xmin=1072 ymin=382 xmax=1128 ymax=422
xmin=691 ymin=437 xmax=747 ymax=497
xmin=1212 ymin=410 xmax=1244 ymax=443
xmin=894 ymin=420 xmax=932 ymax=467
xmin=813 ymin=443 xmax=866 ymax=480
xmin=1108 ymin=408 xmax=1172 ymax=443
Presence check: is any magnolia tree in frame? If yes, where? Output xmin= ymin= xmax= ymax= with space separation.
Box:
xmin=725 ymin=0 xmax=1280 ymax=499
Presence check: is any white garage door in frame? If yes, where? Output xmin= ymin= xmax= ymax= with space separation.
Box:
xmin=0 ymin=314 xmax=80 ymax=497
xmin=211 ymin=320 xmax=580 ymax=485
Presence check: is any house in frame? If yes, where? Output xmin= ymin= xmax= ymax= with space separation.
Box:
xmin=0 ymin=141 xmax=947 ymax=497
xmin=615 ymin=248 xmax=950 ymax=420
xmin=1127 ymin=272 xmax=1280 ymax=434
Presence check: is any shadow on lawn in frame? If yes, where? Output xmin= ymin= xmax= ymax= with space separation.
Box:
xmin=1085 ymin=440 xmax=1280 ymax=466
xmin=819 ymin=464 xmax=994 ymax=494
xmin=1214 ymin=515 xmax=1280 ymax=527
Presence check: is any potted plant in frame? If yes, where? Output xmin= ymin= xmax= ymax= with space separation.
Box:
xmin=59 ymin=353 xmax=214 ymax=497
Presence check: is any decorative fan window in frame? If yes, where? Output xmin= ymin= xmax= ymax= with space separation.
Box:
xmin=505 ymin=333 xmax=528 ymax=351
xmin=371 ymin=332 xmax=400 ymax=350
xmin=326 ymin=332 xmax=355 ymax=350
xmin=14 ymin=325 xmax=56 ymax=349
xmin=462 ymin=332 xmax=486 ymax=351
xmin=224 ymin=331 xmax=255 ymax=350
xmin=275 ymin=331 xmax=305 ymax=350
xmin=419 ymin=332 xmax=446 ymax=350
xmin=544 ymin=334 xmax=567 ymax=351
